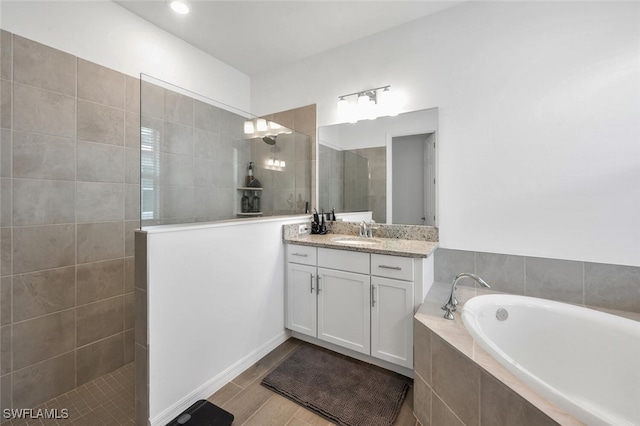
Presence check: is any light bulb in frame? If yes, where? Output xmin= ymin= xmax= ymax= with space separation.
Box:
xmin=243 ymin=121 xmax=255 ymax=134
xmin=256 ymin=118 xmax=268 ymax=132
xmin=337 ymin=97 xmax=349 ymax=117
xmin=267 ymin=159 xmax=274 ymax=166
xmin=268 ymin=121 xmax=281 ymax=130
xmin=279 ymin=160 xmax=286 ymax=168
xmin=169 ymin=1 xmax=189 ymax=14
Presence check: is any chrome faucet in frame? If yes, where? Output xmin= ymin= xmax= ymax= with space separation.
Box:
xmin=441 ymin=273 xmax=490 ymax=320
xmin=358 ymin=221 xmax=368 ymax=237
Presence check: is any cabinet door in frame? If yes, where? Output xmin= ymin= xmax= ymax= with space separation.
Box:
xmin=286 ymin=263 xmax=317 ymax=337
xmin=317 ymin=268 xmax=371 ymax=355
xmin=371 ymin=276 xmax=414 ymax=368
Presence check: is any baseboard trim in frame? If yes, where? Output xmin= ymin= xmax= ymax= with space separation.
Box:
xmin=149 ymin=330 xmax=291 ymax=426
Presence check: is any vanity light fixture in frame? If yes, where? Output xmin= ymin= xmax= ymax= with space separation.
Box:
xmin=337 ymin=85 xmax=404 ymax=122
xmin=169 ymin=0 xmax=189 ymax=14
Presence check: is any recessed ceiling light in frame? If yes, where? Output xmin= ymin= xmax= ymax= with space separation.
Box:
xmin=169 ymin=1 xmax=189 ymax=14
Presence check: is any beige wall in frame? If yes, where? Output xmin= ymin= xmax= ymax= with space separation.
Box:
xmin=0 ymin=31 xmax=137 ymax=409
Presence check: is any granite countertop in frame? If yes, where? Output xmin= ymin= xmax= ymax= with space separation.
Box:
xmin=284 ymin=233 xmax=438 ymax=258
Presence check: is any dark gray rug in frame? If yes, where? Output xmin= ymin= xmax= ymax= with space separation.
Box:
xmin=261 ymin=345 xmax=410 ymax=426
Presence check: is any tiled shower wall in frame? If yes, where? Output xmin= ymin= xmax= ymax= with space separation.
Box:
xmin=435 ymin=248 xmax=640 ymax=313
xmin=0 ymin=31 xmax=138 ymax=411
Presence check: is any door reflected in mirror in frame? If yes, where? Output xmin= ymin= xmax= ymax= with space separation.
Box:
xmin=318 ymin=108 xmax=438 ymax=225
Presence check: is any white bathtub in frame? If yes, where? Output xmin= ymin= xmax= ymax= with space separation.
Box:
xmin=461 ymin=294 xmax=640 ymax=426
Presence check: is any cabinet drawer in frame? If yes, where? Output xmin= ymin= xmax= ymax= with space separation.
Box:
xmin=371 ymin=254 xmax=414 ymax=281
xmin=287 ymin=244 xmax=317 ymax=265
xmin=318 ymin=248 xmax=369 ymax=275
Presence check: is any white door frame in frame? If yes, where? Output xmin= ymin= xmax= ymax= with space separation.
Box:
xmin=386 ymin=129 xmax=438 ymax=225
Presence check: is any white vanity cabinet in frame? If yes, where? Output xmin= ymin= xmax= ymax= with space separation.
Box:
xmin=286 ymin=243 xmax=433 ymax=372
xmin=370 ymin=254 xmax=415 ymax=368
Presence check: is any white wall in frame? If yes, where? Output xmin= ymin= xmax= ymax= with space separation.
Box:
xmin=252 ymin=2 xmax=640 ymax=267
xmin=145 ymin=217 xmax=306 ymax=425
xmin=0 ymin=1 xmax=250 ymax=111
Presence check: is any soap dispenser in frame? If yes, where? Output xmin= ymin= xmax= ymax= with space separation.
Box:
xmin=250 ymin=190 xmax=260 ymax=213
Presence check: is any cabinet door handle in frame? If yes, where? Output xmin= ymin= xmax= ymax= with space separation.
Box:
xmin=317 ymin=276 xmax=321 ymax=294
xmin=378 ymin=265 xmax=401 ymax=270
xmin=371 ymin=285 xmax=376 ymax=307
xmin=310 ymin=274 xmax=314 ymax=293
xmin=292 ymin=253 xmax=308 ymax=257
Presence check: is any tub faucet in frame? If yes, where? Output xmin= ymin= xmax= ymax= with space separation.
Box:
xmin=441 ymin=273 xmax=490 ymax=320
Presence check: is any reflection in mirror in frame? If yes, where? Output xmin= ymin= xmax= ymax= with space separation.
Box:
xmin=140 ymin=75 xmax=311 ymax=228
xmin=318 ymin=108 xmax=438 ymax=225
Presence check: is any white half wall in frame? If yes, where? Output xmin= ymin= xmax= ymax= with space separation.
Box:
xmin=144 ymin=217 xmax=305 ymax=424
xmin=0 ymin=1 xmax=250 ymax=111
xmin=251 ymin=1 xmax=640 ymax=267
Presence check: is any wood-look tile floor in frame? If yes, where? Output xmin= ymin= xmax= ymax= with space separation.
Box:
xmin=207 ymin=338 xmax=418 ymax=426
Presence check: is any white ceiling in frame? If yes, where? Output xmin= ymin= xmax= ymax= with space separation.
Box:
xmin=114 ymin=1 xmax=462 ymax=76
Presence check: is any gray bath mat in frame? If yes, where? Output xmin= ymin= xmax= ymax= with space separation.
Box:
xmin=261 ymin=345 xmax=410 ymax=426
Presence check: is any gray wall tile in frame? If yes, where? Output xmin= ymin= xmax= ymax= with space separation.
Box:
xmin=12 ymin=309 xmax=75 ymax=369
xmin=525 ymin=257 xmax=583 ymax=304
xmin=161 ymin=153 xmax=194 ymax=187
xmin=476 ymin=252 xmax=525 ymax=295
xmin=125 ymin=112 xmax=140 ymax=148
xmin=162 ymin=121 xmax=193 ymax=155
xmin=1 ymin=325 xmax=10 ymax=375
xmin=12 ymin=267 xmax=75 ymax=321
xmin=124 ymin=292 xmax=134 ymax=330
xmin=77 ymin=59 xmax=124 ymax=109
xmin=76 ymin=140 xmax=124 ymax=183
xmin=13 ymin=83 xmax=75 ymax=138
xmin=432 ymin=392 xmax=465 ymax=426
xmin=0 ymin=79 xmax=11 ymax=129
xmin=76 ymin=182 xmax=124 ymax=223
xmin=0 ymin=178 xmax=10 ymax=227
xmin=434 ymin=248 xmax=476 ymax=284
xmin=76 ymin=333 xmax=124 ymax=385
xmin=76 ymin=259 xmax=125 ymax=305
xmin=13 ymin=35 xmax=75 ymax=96
xmin=124 ymin=220 xmax=138 ymax=257
xmin=11 ymin=351 xmax=75 ymax=409
xmin=12 ymin=131 xmax=75 ymax=180
xmin=77 ymin=222 xmax=124 ymax=264
xmin=161 ymin=185 xmax=195 ymax=219
xmin=432 ymin=334 xmax=479 ymax=426
xmin=0 ymin=30 xmax=11 ymax=81
xmin=414 ymin=319 xmax=432 ymax=385
xmin=77 ymin=100 xmax=124 ymax=145
xmin=124 ymin=329 xmax=135 ymax=364
xmin=134 ymin=232 xmax=147 ymax=291
xmin=585 ymin=263 xmax=640 ymax=313
xmin=0 ymin=277 xmax=11 ymax=325
xmin=125 ymin=76 xmax=140 ymax=114
xmin=164 ymin=89 xmax=193 ymax=126
xmin=480 ymin=372 xmax=556 ymax=426
xmin=125 ymin=147 xmax=140 ymax=184
xmin=0 ymin=129 xmax=10 ymax=178
xmin=12 ymin=179 xmax=75 ymax=226
xmin=140 ymin=80 xmax=163 ymax=119
xmin=0 ymin=228 xmax=11 ymax=276
xmin=194 ymin=99 xmax=220 ymax=132
xmin=124 ymin=257 xmax=135 ymax=294
xmin=413 ymin=375 xmax=432 ymax=426
xmin=125 ymin=184 xmax=140 ymax=221
xmin=76 ymin=297 xmax=124 ymax=346
xmin=134 ymin=288 xmax=147 ymax=345
xmin=194 ymin=128 xmax=219 ymax=159
xmin=0 ymin=374 xmax=11 ymax=413
xmin=12 ymin=224 xmax=75 ymax=274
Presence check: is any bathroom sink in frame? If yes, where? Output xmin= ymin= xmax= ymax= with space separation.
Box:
xmin=332 ymin=237 xmax=381 ymax=245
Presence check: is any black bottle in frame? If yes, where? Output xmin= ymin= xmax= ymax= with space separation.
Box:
xmin=241 ymin=191 xmax=250 ymax=213
xmin=251 ymin=191 xmax=261 ymax=213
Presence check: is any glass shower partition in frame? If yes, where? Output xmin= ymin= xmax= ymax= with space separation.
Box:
xmin=139 ymin=75 xmax=311 ymax=228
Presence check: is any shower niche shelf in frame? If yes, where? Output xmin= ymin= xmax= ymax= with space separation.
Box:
xmin=237 ymin=212 xmax=263 ymax=217
xmin=237 ymin=187 xmax=263 ymax=191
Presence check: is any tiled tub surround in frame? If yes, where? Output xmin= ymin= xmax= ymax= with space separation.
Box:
xmin=413 ymin=284 xmax=640 ymax=426
xmin=0 ymin=31 xmax=137 ymax=412
xmin=435 ymin=248 xmax=640 ymax=314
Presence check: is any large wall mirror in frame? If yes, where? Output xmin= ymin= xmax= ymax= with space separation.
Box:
xmin=318 ymin=108 xmax=438 ymax=225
